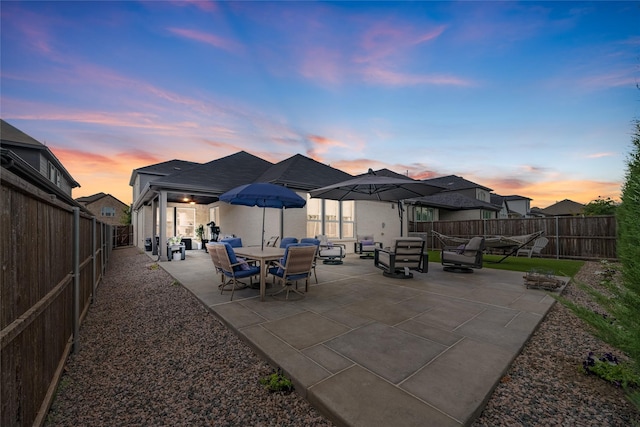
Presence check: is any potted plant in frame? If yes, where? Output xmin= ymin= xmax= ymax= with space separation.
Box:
xmin=195 ymin=224 xmax=205 ymax=250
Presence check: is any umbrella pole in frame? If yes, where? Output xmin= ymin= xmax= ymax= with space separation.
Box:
xmin=261 ymin=207 xmax=265 ymax=250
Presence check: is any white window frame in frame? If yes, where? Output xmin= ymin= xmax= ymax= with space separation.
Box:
xmin=306 ymin=196 xmax=354 ymax=239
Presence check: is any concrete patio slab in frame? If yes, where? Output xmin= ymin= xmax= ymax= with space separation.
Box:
xmin=158 ymin=248 xmax=565 ymax=426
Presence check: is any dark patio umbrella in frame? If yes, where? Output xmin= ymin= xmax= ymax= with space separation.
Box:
xmin=219 ymin=183 xmax=306 ymax=249
xmin=309 ymin=169 xmax=443 ymax=235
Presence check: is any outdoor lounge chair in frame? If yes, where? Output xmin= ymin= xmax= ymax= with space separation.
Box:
xmin=374 ymin=237 xmax=426 ymax=279
xmin=516 ymin=236 xmax=549 ymax=258
xmin=316 ymin=234 xmax=346 ymax=265
xmin=267 ymin=244 xmax=317 ymax=300
xmin=214 ymin=242 xmax=260 ymax=300
xmin=441 ymin=236 xmax=485 ymax=273
xmin=354 ymin=234 xmax=383 ymax=259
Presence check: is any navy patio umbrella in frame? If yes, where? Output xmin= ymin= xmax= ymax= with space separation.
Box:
xmin=219 ymin=183 xmax=306 ymax=250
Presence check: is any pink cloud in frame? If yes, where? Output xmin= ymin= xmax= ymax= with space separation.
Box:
xmin=586 ymin=152 xmax=615 ymax=159
xmin=362 ymin=67 xmax=474 ymax=87
xmin=167 ymin=0 xmax=218 ymax=13
xmin=579 ymin=68 xmax=637 ymax=89
xmin=168 ymin=27 xmax=243 ymax=54
xmin=356 ymin=24 xmax=446 ymax=64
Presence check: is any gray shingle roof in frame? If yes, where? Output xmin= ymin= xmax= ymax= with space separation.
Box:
xmin=541 ymin=199 xmax=585 ymax=216
xmin=151 ymin=151 xmax=273 ymax=194
xmin=76 ymin=192 xmax=107 ymax=203
xmin=422 ymin=175 xmax=492 ymax=192
xmin=409 ymin=192 xmax=500 ymax=211
xmin=256 ymin=154 xmax=353 ymax=191
xmin=129 ymin=159 xmax=201 ymax=185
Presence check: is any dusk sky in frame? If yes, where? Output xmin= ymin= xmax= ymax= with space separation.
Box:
xmin=1 ymin=1 xmax=638 ymax=207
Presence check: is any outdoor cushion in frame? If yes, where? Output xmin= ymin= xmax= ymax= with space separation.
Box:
xmin=279 ymin=237 xmax=299 ymax=248
xmin=220 ymin=237 xmax=242 ymax=248
xmin=269 ymin=243 xmax=316 ymax=278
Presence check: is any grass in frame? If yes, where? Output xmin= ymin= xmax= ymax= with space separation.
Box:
xmin=427 ymin=250 xmax=584 ymax=278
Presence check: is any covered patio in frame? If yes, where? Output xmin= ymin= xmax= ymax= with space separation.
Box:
xmin=159 ymin=250 xmax=562 ymax=426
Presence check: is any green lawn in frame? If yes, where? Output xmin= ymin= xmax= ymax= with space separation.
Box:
xmin=427 ymin=250 xmax=584 ymax=278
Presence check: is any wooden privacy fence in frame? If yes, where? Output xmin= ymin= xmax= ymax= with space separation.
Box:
xmin=1 ymin=170 xmax=113 ymax=427
xmin=409 ymin=215 xmax=617 ymax=260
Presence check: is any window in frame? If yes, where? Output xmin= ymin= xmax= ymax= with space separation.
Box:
xmin=481 ymin=210 xmax=493 ymax=219
xmin=412 ymin=206 xmax=434 ymax=222
xmin=101 ymin=206 xmax=116 ymax=217
xmin=306 ymin=196 xmax=354 ymax=239
xmin=306 ymin=197 xmax=322 ymax=238
xmin=48 ymin=162 xmax=61 ymax=187
xmin=176 ymin=207 xmax=195 ymax=237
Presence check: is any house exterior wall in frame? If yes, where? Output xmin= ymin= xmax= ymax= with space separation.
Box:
xmin=83 ymin=195 xmax=128 ymax=226
xmin=475 ymin=188 xmax=491 ymax=203
xmin=9 ymin=147 xmax=75 ymax=196
xmin=439 ymin=209 xmax=484 ymax=221
xmin=354 ymin=200 xmax=404 ymax=249
xmin=507 ymin=199 xmax=530 ymax=217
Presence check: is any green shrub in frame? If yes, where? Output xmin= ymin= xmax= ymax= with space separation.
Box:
xmin=260 ymin=370 xmax=293 ymax=393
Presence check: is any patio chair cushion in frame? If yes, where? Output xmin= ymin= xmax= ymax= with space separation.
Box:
xmin=220 ymin=237 xmax=243 ymax=248
xmin=220 ymin=242 xmax=248 ymax=272
xmin=279 ymin=237 xmax=299 ymax=248
xmin=270 ymin=243 xmax=316 ymax=278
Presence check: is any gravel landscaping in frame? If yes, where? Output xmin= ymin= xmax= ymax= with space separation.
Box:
xmin=46 ymin=247 xmax=638 ymax=426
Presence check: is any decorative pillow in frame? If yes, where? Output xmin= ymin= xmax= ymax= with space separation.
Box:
xmin=361 ymin=239 xmax=374 ymax=246
xmin=456 ymin=244 xmax=466 ymax=254
xmin=237 ymin=257 xmax=251 ymax=271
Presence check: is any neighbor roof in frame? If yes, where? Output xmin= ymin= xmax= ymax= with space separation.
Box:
xmin=541 ymin=199 xmax=585 ymax=216
xmin=1 ymin=119 xmax=80 ymax=188
xmin=423 ymin=175 xmax=492 ymax=192
xmin=409 ymin=192 xmax=500 ymax=211
xmin=76 ymin=192 xmax=128 ymax=207
xmin=76 ymin=192 xmax=108 ymax=203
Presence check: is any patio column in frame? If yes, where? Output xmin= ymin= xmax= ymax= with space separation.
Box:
xmin=151 ymin=196 xmax=158 ymax=255
xmin=159 ymin=190 xmax=168 ymax=261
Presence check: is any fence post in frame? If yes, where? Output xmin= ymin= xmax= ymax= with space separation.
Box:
xmin=72 ymin=207 xmax=80 ymax=354
xmin=91 ymin=217 xmax=96 ymax=303
xmin=555 ymin=216 xmax=560 ymax=260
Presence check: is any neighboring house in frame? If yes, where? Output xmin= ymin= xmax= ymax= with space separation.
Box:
xmin=490 ymin=194 xmax=510 ymax=219
xmin=408 ymin=175 xmax=500 ymax=222
xmin=1 ymin=119 xmax=83 ymax=209
xmin=540 ymin=199 xmax=585 ymax=216
xmin=76 ymin=192 xmax=129 ymax=226
xmin=501 ymin=195 xmax=532 ymax=218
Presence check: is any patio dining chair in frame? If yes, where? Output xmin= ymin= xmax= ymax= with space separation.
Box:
xmin=205 ymin=242 xmax=225 ymax=288
xmin=268 ymin=244 xmax=317 ymax=300
xmin=214 ymin=242 xmax=260 ymax=301
xmin=300 ymin=237 xmax=321 ymax=283
xmin=265 ymin=235 xmax=280 ymax=247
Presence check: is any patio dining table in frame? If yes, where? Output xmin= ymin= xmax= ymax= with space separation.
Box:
xmin=233 ymin=246 xmax=285 ymax=301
